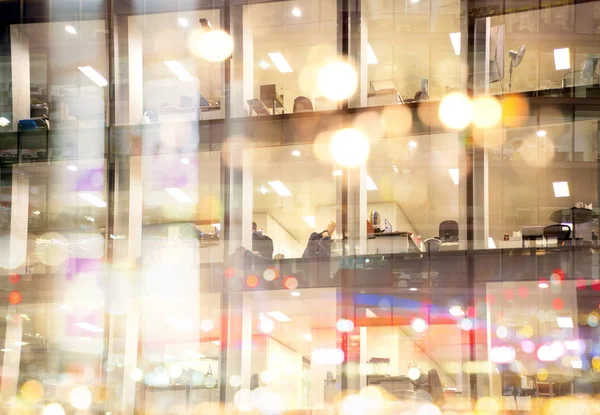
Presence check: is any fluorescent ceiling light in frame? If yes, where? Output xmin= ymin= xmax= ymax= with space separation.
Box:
xmin=259 ymin=60 xmax=269 ymax=70
xmin=487 ymin=237 xmax=496 ymax=249
xmin=292 ymin=149 xmax=301 ymax=157
xmin=78 ymin=193 xmax=107 ymax=208
xmin=268 ymin=52 xmax=293 ymax=73
xmin=65 ymin=25 xmax=77 ymax=34
xmin=0 ymin=117 xmax=10 ymax=127
xmin=211 ymin=340 xmax=220 ymax=346
xmin=366 ymin=308 xmax=377 ymax=318
xmin=332 ymin=169 xmax=343 ymax=176
xmin=449 ymin=306 xmax=465 ymax=317
xmin=259 ymin=185 xmax=267 ymax=195
xmin=177 ymin=17 xmax=189 ymax=27
xmin=302 ymin=333 xmax=312 ymax=341
xmin=538 ymin=281 xmax=549 ymax=289
xmin=292 ymin=7 xmax=302 ymax=17
xmin=366 ymin=175 xmax=378 ymax=191
xmin=67 ymin=165 xmax=77 ymax=171
xmin=448 ymin=168 xmax=459 ymax=185
xmin=32 ymin=210 xmax=40 ymax=215
xmin=73 ymin=322 xmax=104 ymax=333
xmin=553 ymin=181 xmax=570 ymax=198
xmin=536 ymin=130 xmax=547 ymax=137
xmin=554 ymin=48 xmax=570 ymax=70
xmin=556 ymin=317 xmax=573 ymax=328
xmin=78 ymin=66 xmax=108 ymax=87
xmin=180 ymin=158 xmax=190 ymax=165
xmin=393 ymin=165 xmax=399 ymax=173
xmin=267 ymin=310 xmax=292 ymax=322
xmin=291 ymin=291 xmax=301 ymax=297
xmin=408 ymin=140 xmax=417 ymax=149
xmin=409 ymin=287 xmax=418 ymax=291
xmin=571 ymin=358 xmax=582 ymax=369
xmin=164 ymin=60 xmax=193 ymax=81
xmin=449 ymin=32 xmax=461 ymax=56
xmin=303 ymin=216 xmax=316 ymax=228
xmin=367 ymin=43 xmax=378 ymax=65
xmin=165 ymin=187 xmax=193 ymax=203
xmin=268 ymin=181 xmax=292 ymax=196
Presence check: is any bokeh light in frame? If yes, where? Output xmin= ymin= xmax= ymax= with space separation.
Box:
xmin=472 ymin=96 xmax=502 ymax=128
xmin=200 ymin=319 xmax=214 ymax=332
xmin=381 ymin=105 xmax=413 ymax=137
xmin=490 ymin=346 xmax=516 ymax=364
xmin=317 ymin=61 xmax=357 ymax=101
xmin=229 ymin=375 xmax=242 ymax=388
xmin=329 ymin=128 xmax=370 ymax=168
xmin=336 ymin=318 xmax=354 ymax=332
xmin=168 ymin=365 xmax=183 ymax=379
xmin=411 ymin=318 xmax=428 ymax=333
xmin=283 ymin=276 xmax=299 ymax=290
xmin=8 ymin=291 xmax=21 ymax=305
xmin=408 ymin=367 xmax=421 ymax=380
xmin=246 ymin=274 xmax=259 ymax=288
xmin=438 ymin=92 xmax=472 ymax=130
xmin=418 ymin=404 xmax=442 ymax=415
xmin=475 ymin=397 xmax=499 ymax=413
xmin=496 ymin=325 xmax=508 ymax=339
xmin=130 ymin=368 xmax=144 ymax=382
xmin=20 ymin=379 xmax=44 ymax=403
xmin=520 ymin=340 xmax=536 ymax=354
xmin=537 ymin=368 xmax=548 ymax=381
xmin=501 ymin=95 xmax=530 ymax=127
xmin=35 ymin=232 xmax=69 ymax=266
xmin=42 ymin=403 xmax=65 ymax=415
xmin=263 ymin=268 xmax=279 ymax=282
xmin=197 ymin=30 xmax=233 ymax=62
xmin=312 ymin=348 xmax=345 ymax=365
xmin=69 ymin=386 xmax=93 ymax=410
xmin=460 ymin=318 xmax=474 ymax=331
xmin=258 ymin=317 xmax=275 ymax=333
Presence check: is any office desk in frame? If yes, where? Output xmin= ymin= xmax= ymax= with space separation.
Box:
xmin=367 ymin=232 xmax=421 ymax=254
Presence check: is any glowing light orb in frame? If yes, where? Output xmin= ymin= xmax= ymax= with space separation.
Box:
xmin=130 ymin=368 xmax=144 ymax=382
xmin=69 ymin=386 xmax=93 ymax=410
xmin=336 ymin=318 xmax=354 ymax=332
xmin=411 ymin=318 xmax=428 ymax=333
xmin=408 ymin=367 xmax=421 ymax=380
xmin=439 ymin=93 xmax=472 ymax=130
xmin=472 ymin=96 xmax=502 ymax=128
xmin=317 ymin=61 xmax=358 ymax=101
xmin=197 ymin=30 xmax=233 ymax=62
xmin=42 ymin=403 xmax=65 ymax=415
xmin=330 ymin=128 xmax=370 ymax=168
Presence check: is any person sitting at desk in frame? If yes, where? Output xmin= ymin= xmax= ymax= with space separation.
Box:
xmin=302 ymin=221 xmax=335 ymax=258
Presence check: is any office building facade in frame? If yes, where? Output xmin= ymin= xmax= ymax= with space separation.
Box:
xmin=0 ymin=0 xmax=599 ymax=413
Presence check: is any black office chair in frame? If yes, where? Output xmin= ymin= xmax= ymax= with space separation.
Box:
xmin=423 ymin=238 xmax=441 ymax=252
xmin=439 ymin=220 xmax=459 ymax=242
xmin=293 ymin=96 xmax=314 ymax=113
xmin=543 ymin=224 xmax=571 ymax=246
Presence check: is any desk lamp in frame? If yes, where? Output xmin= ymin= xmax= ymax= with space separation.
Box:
xmin=508 ymin=45 xmax=526 ymax=93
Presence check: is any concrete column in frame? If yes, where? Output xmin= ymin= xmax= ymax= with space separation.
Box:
xmin=0 ymin=306 xmax=24 ymax=403
xmin=8 ymin=169 xmax=29 ymax=276
xmin=230 ymin=5 xmax=254 ymax=118
xmin=127 ymin=18 xmax=144 ymax=125
xmin=345 ymin=165 xmax=367 ymax=255
xmin=10 ymin=26 xmax=31 ymax=132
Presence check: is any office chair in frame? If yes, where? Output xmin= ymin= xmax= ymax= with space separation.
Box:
xmin=543 ymin=224 xmax=571 ymax=246
xmin=439 ymin=220 xmax=459 ymax=242
xmin=293 ymin=96 xmax=314 ymax=113
xmin=423 ymin=238 xmax=441 ymax=252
